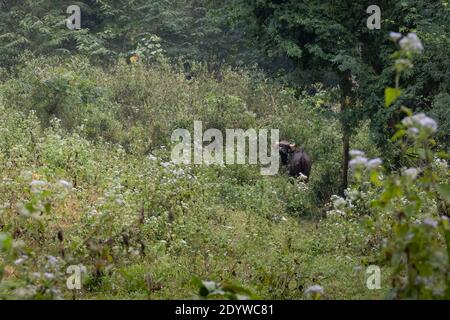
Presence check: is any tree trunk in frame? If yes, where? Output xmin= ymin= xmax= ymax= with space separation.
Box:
xmin=339 ymin=72 xmax=353 ymax=196
xmin=341 ymin=128 xmax=350 ymax=195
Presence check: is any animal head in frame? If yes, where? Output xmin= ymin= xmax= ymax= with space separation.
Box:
xmin=277 ymin=140 xmax=296 ymax=165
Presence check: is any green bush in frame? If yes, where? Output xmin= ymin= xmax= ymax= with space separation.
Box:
xmin=0 ymin=55 xmax=386 ymax=300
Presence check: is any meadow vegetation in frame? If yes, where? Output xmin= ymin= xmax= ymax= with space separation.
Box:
xmin=0 ymin=54 xmax=389 ymax=299
xmin=0 ymin=0 xmax=449 ymax=300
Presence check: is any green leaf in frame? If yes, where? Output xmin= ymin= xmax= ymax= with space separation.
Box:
xmin=400 ymin=106 xmax=413 ymax=116
xmin=25 ymin=202 xmax=35 ymax=213
xmin=191 ymin=276 xmax=202 ymax=286
xmin=437 ymin=184 xmax=450 ymax=203
xmin=385 ymin=87 xmax=402 ymax=107
xmin=281 ymin=41 xmax=303 ymax=58
xmin=44 ymin=202 xmax=51 ymax=214
xmin=436 ymin=151 xmax=450 ymax=159
xmin=391 ymin=129 xmax=406 ymax=142
xmin=370 ymin=171 xmax=383 ymax=187
xmin=0 ymin=232 xmax=13 ymax=252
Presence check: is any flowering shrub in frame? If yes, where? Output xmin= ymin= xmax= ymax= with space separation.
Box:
xmin=0 ymin=32 xmax=446 ymax=300
xmin=0 ymin=60 xmax=354 ymax=299
xmin=325 ymin=33 xmax=450 ymax=299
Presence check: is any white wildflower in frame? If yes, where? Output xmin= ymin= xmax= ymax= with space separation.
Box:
xmin=399 ymin=32 xmax=424 ymax=54
xmin=367 ymin=158 xmax=383 ymax=169
xmin=304 ymin=285 xmax=324 ymax=297
xmin=403 ymin=113 xmax=438 ymax=133
xmin=407 ymin=127 xmax=419 ymax=136
xmin=88 ymin=209 xmax=99 ymax=217
xmin=332 ymin=196 xmax=347 ymax=210
xmin=402 ymin=117 xmax=413 ymax=126
xmin=115 ymin=198 xmax=126 ymax=206
xmin=47 ymin=255 xmax=58 ymax=267
xmin=403 ymin=168 xmax=419 ymax=180
xmin=171 ymin=168 xmax=185 ymax=176
xmin=414 ymin=113 xmax=438 ymax=132
xmin=160 ymin=162 xmax=172 ymax=168
xmin=389 ymin=32 xmax=402 ymax=42
xmin=346 ymin=189 xmax=360 ymax=201
xmin=423 ymin=218 xmax=438 ymax=228
xmin=433 ymin=157 xmax=448 ymax=172
xmin=349 ymin=156 xmax=368 ymax=169
xmin=349 ymin=150 xmax=366 ymax=158
xmin=44 ymin=272 xmax=55 ymax=280
xmin=58 ymin=179 xmax=72 ymax=189
xmin=30 ymin=180 xmax=46 ymax=187
xmin=327 ymin=210 xmax=345 ymax=218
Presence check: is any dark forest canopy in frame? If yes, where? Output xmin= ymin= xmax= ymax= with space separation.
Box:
xmin=1 ymin=1 xmax=448 ymax=145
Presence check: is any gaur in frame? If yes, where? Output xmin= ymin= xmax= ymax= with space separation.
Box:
xmin=278 ymin=141 xmax=312 ymax=181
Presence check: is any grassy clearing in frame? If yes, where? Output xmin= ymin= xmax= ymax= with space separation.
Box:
xmin=0 ymin=57 xmax=393 ymax=300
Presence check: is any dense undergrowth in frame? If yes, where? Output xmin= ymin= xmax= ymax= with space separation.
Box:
xmin=0 ymin=55 xmax=392 ymax=299
xmin=0 ymin=0 xmax=448 ymax=301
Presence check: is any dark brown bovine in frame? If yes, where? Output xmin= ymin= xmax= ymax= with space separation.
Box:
xmin=278 ymin=141 xmax=312 ymax=181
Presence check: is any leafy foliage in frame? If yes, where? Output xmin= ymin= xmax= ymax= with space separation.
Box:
xmin=0 ymin=0 xmax=448 ymax=301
